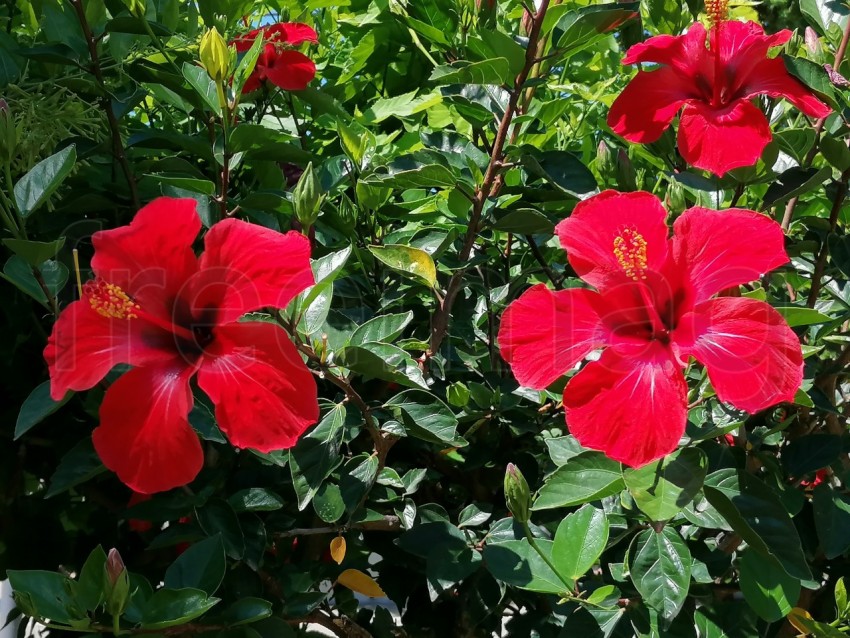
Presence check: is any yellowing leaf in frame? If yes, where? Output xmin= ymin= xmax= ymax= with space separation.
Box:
xmin=787 ymin=607 xmax=814 ymax=635
xmin=330 ymin=536 xmax=346 ymax=565
xmin=368 ymin=244 xmax=437 ymax=289
xmin=336 ymin=569 xmax=386 ymax=598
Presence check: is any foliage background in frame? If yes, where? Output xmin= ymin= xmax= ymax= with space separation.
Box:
xmin=2 ymin=0 xmax=850 ymax=636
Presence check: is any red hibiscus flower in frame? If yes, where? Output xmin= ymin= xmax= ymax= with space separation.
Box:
xmin=233 ymin=22 xmax=318 ymax=93
xmin=44 ymin=198 xmax=319 ymax=494
xmin=607 ymin=20 xmax=830 ymax=176
xmin=498 ymin=190 xmax=803 ymax=467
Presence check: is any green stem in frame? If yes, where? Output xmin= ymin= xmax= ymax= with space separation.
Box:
xmin=522 ymin=522 xmax=573 ymax=591
xmin=141 ymin=18 xmax=182 ymax=76
xmin=112 ymin=614 xmax=121 ymax=636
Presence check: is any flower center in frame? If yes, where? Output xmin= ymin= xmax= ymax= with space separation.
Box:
xmin=84 ymin=279 xmax=139 ymax=320
xmin=705 ymin=0 xmax=728 ymax=25
xmin=613 ymin=228 xmax=648 ymax=281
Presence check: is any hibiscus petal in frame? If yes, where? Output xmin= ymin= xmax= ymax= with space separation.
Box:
xmin=93 ymin=359 xmax=203 ymax=494
xmin=672 ymin=206 xmax=789 ymax=302
xmin=498 ymin=284 xmax=608 ymax=389
xmin=196 ymin=322 xmax=318 ymax=452
xmin=91 ymin=197 xmax=200 ymax=318
xmin=623 ymin=22 xmax=712 ymax=77
xmin=555 ymin=190 xmax=670 ymax=290
xmin=264 ymin=50 xmax=317 ymax=91
xmin=194 ymin=220 xmax=314 ymax=325
xmin=607 ymin=66 xmax=692 ymax=144
xmin=232 ymin=26 xmax=264 ymax=52
xmin=674 ymin=297 xmax=803 ymax=413
xmin=563 ymin=346 xmax=688 ymax=467
xmin=678 ymin=100 xmax=771 ymax=176
xmin=740 ymin=57 xmax=831 ymax=119
xmin=44 ymin=300 xmax=175 ymax=400
xmin=715 ymin=21 xmax=790 ymax=82
xmin=267 ymin=23 xmax=318 ymax=45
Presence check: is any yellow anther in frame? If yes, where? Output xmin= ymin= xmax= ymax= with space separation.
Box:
xmin=613 ymin=228 xmax=648 ymax=281
xmin=84 ymin=279 xmax=139 ymax=320
xmin=705 ymin=0 xmax=728 ymax=25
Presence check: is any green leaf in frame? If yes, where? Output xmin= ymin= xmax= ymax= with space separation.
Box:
xmin=140 ymin=588 xmax=220 ymax=630
xmin=13 ymin=145 xmax=76 ymax=217
xmin=349 ymin=311 xmax=414 ymax=346
xmin=218 ymin=598 xmax=273 ymax=626
xmin=337 ymin=342 xmax=429 ymax=390
xmin=828 ymin=233 xmax=850 ymax=278
xmin=164 ymin=535 xmax=226 ymax=596
xmin=627 ymin=527 xmax=691 ymax=621
xmin=553 ymin=3 xmax=639 ymax=57
xmin=360 ymin=90 xmax=442 ymax=124
xmin=15 ymin=381 xmax=71 ymax=440
xmin=228 ymin=488 xmax=286 ymax=513
xmin=782 ymin=434 xmax=842 ymax=476
xmin=763 ymin=166 xmax=832 ymax=207
xmin=181 ymin=62 xmax=221 ymax=114
xmin=820 ymin=136 xmax=850 ymax=171
xmin=483 ymin=539 xmax=567 ymax=594
xmin=6 ymin=570 xmax=82 ymax=624
xmin=551 ymin=504 xmax=609 ymax=580
xmin=77 ymin=546 xmax=107 ymax=612
xmin=813 ymin=484 xmax=850 ymax=559
xmin=532 ymin=452 xmax=624 ymax=510
xmin=290 ymin=403 xmax=346 ymax=510
xmin=738 ymin=551 xmax=800 ymax=622
xmin=520 ymin=149 xmax=597 ymax=197
xmin=704 ymin=469 xmax=811 ymax=581
xmin=623 ymin=448 xmax=707 ymax=521
xmin=364 ymin=160 xmax=459 ymax=190
xmin=774 ymin=306 xmax=832 ymax=327
xmin=105 ymin=17 xmax=172 ymax=35
xmin=2 ymin=238 xmax=65 ymax=266
xmin=313 ymin=482 xmax=345 ymax=523
xmin=1 ymin=256 xmax=68 ymax=307
xmin=233 ymin=35 xmax=263 ymax=95
xmin=196 ymin=500 xmax=245 ymax=560
xmin=368 ymin=244 xmax=437 ymax=288
xmin=429 ymin=58 xmax=512 ymax=86
xmin=385 ymin=390 xmax=466 ymax=447
xmin=228 ymin=124 xmax=311 ymax=163
xmin=783 ymin=55 xmax=837 ymax=106
xmin=492 ymin=208 xmax=555 ymax=234
xmin=46 ymin=437 xmax=105 ymax=498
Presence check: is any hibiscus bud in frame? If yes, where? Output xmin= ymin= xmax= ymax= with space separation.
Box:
xmin=200 ymin=27 xmax=231 ymax=84
xmin=104 ymin=548 xmax=130 ymax=617
xmin=615 ymin=149 xmax=637 ymax=192
xmin=504 ymin=463 xmax=531 ymax=523
xmin=293 ymin=162 xmax=324 ymax=231
xmin=0 ymin=99 xmax=15 ymax=165
xmin=665 ymin=179 xmax=687 ymax=214
xmin=596 ymin=140 xmax=616 ymax=180
xmin=805 ymin=27 xmax=822 ymax=56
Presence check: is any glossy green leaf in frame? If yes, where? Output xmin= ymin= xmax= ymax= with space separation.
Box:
xmin=2 ymin=238 xmax=65 ymax=266
xmin=623 ymin=448 xmax=707 ymax=521
xmin=15 ymin=381 xmax=71 ymax=440
xmin=164 ymin=535 xmax=226 ymax=596
xmin=368 ymin=244 xmax=437 ymax=288
xmin=533 ymin=452 xmax=624 ymax=510
xmin=140 ymin=588 xmax=220 ymax=629
xmin=738 ymin=551 xmax=799 ymax=622
xmin=628 ymin=527 xmax=691 ymax=621
xmin=13 ymin=145 xmax=76 ymax=217
xmin=551 ymin=504 xmax=609 ymax=580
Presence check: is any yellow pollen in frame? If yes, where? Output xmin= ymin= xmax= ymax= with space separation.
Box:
xmin=84 ymin=279 xmax=139 ymax=320
xmin=613 ymin=228 xmax=648 ymax=281
xmin=705 ymin=0 xmax=728 ymax=25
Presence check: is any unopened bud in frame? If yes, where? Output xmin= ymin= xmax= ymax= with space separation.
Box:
xmin=293 ymin=162 xmax=324 ymax=231
xmin=0 ymin=99 xmax=15 ymax=164
xmin=200 ymin=27 xmax=231 ymax=84
xmin=596 ymin=140 xmax=616 ymax=180
xmin=665 ymin=179 xmax=687 ymax=214
xmin=504 ymin=463 xmax=531 ymax=523
xmin=104 ymin=549 xmax=130 ymax=617
xmin=805 ymin=27 xmax=822 ymax=57
xmin=615 ymin=149 xmax=637 ymax=192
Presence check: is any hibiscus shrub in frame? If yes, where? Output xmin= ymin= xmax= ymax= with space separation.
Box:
xmin=3 ymin=0 xmax=850 ymax=636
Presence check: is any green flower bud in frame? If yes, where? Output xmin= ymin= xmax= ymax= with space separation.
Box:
xmin=293 ymin=162 xmax=324 ymax=231
xmin=504 ymin=463 xmax=531 ymax=523
xmin=665 ymin=179 xmax=687 ymax=215
xmin=0 ymin=99 xmax=16 ymax=165
xmin=596 ymin=140 xmax=615 ymax=181
xmin=615 ymin=149 xmax=637 ymax=192
xmin=104 ymin=548 xmax=130 ymax=617
xmin=200 ymin=27 xmax=231 ymax=85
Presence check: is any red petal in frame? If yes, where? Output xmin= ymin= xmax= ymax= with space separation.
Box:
xmin=607 ymin=67 xmax=692 ymax=144
xmin=264 ymin=50 xmax=316 ymax=91
xmin=91 ymin=198 xmax=200 ymax=318
xmin=674 ymin=297 xmax=803 ymax=413
xmin=498 ymin=284 xmax=608 ymax=389
xmin=196 ymin=322 xmax=318 ymax=452
xmin=715 ymin=21 xmax=790 ymax=80
xmin=555 ymin=190 xmax=670 ymax=290
xmin=193 ymin=221 xmax=313 ymax=324
xmin=672 ymin=206 xmax=789 ymax=303
xmin=44 ymin=300 xmax=174 ymax=400
xmin=623 ymin=22 xmax=711 ymax=75
xmin=563 ymin=346 xmax=688 ymax=467
xmin=741 ymin=57 xmax=831 ymax=119
xmin=93 ymin=360 xmax=203 ymax=494
xmin=678 ymin=100 xmax=771 ymax=176
xmin=266 ymin=22 xmax=318 ymax=45
xmin=232 ymin=26 xmax=264 ymax=52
